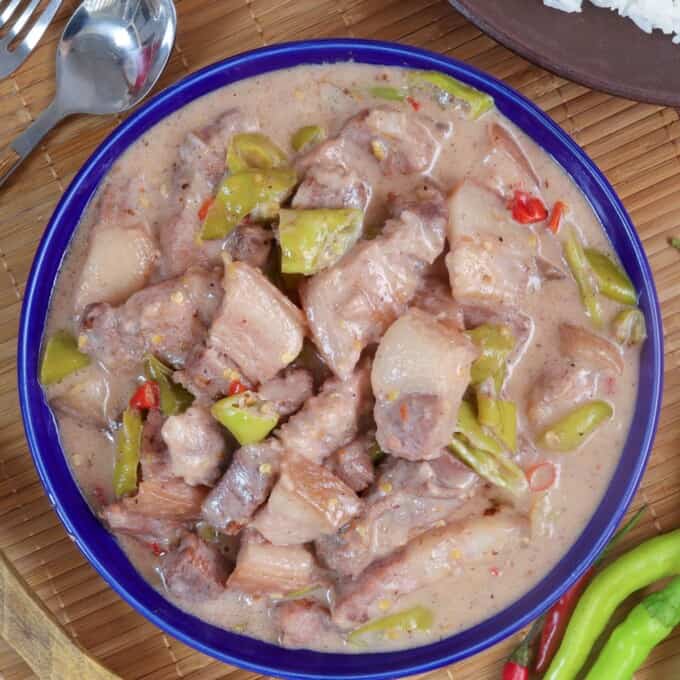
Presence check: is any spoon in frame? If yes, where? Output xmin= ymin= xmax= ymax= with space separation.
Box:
xmin=0 ymin=0 xmax=176 ymax=188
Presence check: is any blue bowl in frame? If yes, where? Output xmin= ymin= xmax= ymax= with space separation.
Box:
xmin=18 ymin=39 xmax=663 ymax=679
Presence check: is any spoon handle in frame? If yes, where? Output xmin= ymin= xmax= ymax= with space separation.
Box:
xmin=0 ymin=99 xmax=66 ymax=190
xmin=0 ymin=546 xmax=120 ymax=679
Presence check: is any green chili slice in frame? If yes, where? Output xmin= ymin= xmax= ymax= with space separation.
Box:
xmin=278 ymin=208 xmax=363 ymax=275
xmin=40 ymin=331 xmax=90 ymax=386
xmin=539 ymin=400 xmax=613 ymax=452
xmin=612 ymin=308 xmax=647 ymax=346
xmin=584 ymin=248 xmax=637 ymax=306
xmin=145 ymin=355 xmax=193 ymax=416
xmin=465 ymin=324 xmax=515 ymax=386
xmin=227 ymin=133 xmax=287 ymax=173
xmin=113 ymin=408 xmax=142 ymax=497
xmin=348 ymin=606 xmax=434 ymax=646
xmin=211 ymin=391 xmax=279 ymax=445
xmin=369 ymin=86 xmax=407 ymax=101
xmin=291 ymin=125 xmax=326 ymax=153
xmin=563 ymin=229 xmax=603 ymax=328
xmin=409 ymin=70 xmax=494 ymax=119
xmin=456 ymin=401 xmax=503 ymax=456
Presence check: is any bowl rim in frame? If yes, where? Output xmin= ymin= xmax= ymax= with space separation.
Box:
xmin=18 ymin=38 xmax=664 ymax=680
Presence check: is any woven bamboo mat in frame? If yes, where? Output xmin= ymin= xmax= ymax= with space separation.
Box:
xmin=0 ymin=0 xmax=679 ymax=678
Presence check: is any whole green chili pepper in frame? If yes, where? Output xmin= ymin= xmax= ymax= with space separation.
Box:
xmin=291 ymin=125 xmax=326 ymax=153
xmin=465 ymin=324 xmax=515 ymax=386
xmin=348 ymin=605 xmax=434 ymax=646
xmin=612 ymin=308 xmax=647 ymax=346
xmin=584 ymin=248 xmax=637 ymax=306
xmin=563 ymin=229 xmax=603 ymax=328
xmin=544 ymin=529 xmax=680 ymax=680
xmin=211 ymin=391 xmax=279 ymax=445
xmin=113 ymin=408 xmax=143 ymax=497
xmin=227 ymin=133 xmax=287 ymax=173
xmin=145 ymin=355 xmax=193 ymax=416
xmin=585 ymin=576 xmax=680 ymax=680
xmin=409 ymin=70 xmax=494 ymax=119
xmin=539 ymin=400 xmax=613 ymax=453
xmin=40 ymin=331 xmax=90 ymax=386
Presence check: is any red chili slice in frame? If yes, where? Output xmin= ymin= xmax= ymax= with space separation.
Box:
xmin=406 ymin=96 xmax=421 ymax=112
xmin=526 ymin=461 xmax=557 ymax=492
xmin=548 ymin=201 xmax=567 ymax=233
xmin=510 ymin=190 xmax=548 ymax=224
xmin=228 ymin=379 xmax=248 ymax=396
xmin=198 ymin=196 xmax=215 ymax=221
xmin=129 ymin=380 xmax=161 ymax=410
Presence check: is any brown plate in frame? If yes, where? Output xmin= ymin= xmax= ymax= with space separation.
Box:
xmin=450 ymin=0 xmax=680 ymax=107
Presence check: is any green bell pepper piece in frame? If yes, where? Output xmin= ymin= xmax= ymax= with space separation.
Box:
xmin=348 ymin=606 xmax=434 ymax=646
xmin=40 ymin=331 xmax=90 ymax=386
xmin=291 ymin=125 xmax=326 ymax=153
xmin=584 ymin=248 xmax=637 ymax=306
xmin=227 ymin=133 xmax=287 ymax=173
xmin=278 ymin=208 xmax=363 ymax=274
xmin=145 ymin=355 xmax=193 ymax=416
xmin=409 ymin=70 xmax=494 ymax=119
xmin=201 ymin=167 xmax=297 ymax=240
xmin=539 ymin=400 xmax=613 ymax=452
xmin=465 ymin=324 xmax=515 ymax=386
xmin=211 ymin=391 xmax=279 ymax=445
xmin=113 ymin=408 xmax=142 ymax=497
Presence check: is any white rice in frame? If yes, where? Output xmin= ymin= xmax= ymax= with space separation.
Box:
xmin=543 ymin=0 xmax=680 ymax=43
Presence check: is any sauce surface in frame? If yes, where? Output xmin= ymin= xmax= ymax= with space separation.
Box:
xmin=43 ymin=63 xmax=641 ymax=653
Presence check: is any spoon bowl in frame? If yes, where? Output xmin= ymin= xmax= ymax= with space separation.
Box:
xmin=0 ymin=0 xmax=176 ymax=187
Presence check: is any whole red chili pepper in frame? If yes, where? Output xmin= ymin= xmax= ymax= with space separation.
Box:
xmin=129 ymin=380 xmax=161 ymax=410
xmin=502 ymin=615 xmax=545 ymax=680
xmin=510 ymin=190 xmax=548 ymax=224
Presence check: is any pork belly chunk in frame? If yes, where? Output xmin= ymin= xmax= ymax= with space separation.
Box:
xmin=224 ymin=224 xmax=273 ymax=270
xmin=75 ymin=176 xmax=159 ymax=313
xmin=276 ymin=359 xmax=372 ymax=464
xmin=446 ymin=181 xmax=540 ymax=309
xmin=161 ymin=406 xmax=227 ymax=486
xmin=333 ymin=507 xmax=528 ymax=629
xmin=324 ymin=432 xmax=376 ymax=493
xmin=252 ymin=455 xmax=362 ymax=545
xmin=273 ymin=600 xmax=339 ymax=649
xmin=316 ymin=456 xmax=479 ymax=578
xmin=292 ymin=164 xmax=370 ymax=212
xmin=102 ymin=505 xmax=186 ymax=550
xmin=177 ymin=259 xmax=306 ymax=397
xmin=201 ymin=439 xmax=283 ymax=534
xmin=161 ymin=533 xmax=229 ymax=599
xmin=258 ymin=368 xmax=314 ymax=417
xmin=302 ymin=186 xmax=447 ymax=379
xmin=559 ymin=323 xmax=624 ymax=375
xmin=372 ymin=310 xmax=477 ymax=460
xmin=411 ymin=277 xmax=464 ymax=331
xmin=159 ymin=109 xmax=257 ymax=278
xmin=80 ymin=266 xmax=223 ymax=370
xmin=228 ymin=536 xmax=324 ymax=597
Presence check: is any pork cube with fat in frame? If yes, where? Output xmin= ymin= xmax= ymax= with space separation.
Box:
xmin=102 ymin=504 xmax=186 ymax=550
xmin=333 ymin=507 xmax=527 ymax=628
xmin=273 ymin=600 xmax=339 ymax=649
xmin=161 ymin=406 xmax=227 ymax=486
xmin=302 ymin=186 xmax=447 ymax=379
xmin=75 ymin=176 xmax=159 ymax=313
xmin=201 ymin=439 xmax=283 ymax=533
xmin=324 ymin=432 xmax=376 ymax=493
xmin=258 ymin=368 xmax=314 ymax=417
xmin=80 ymin=267 xmax=223 ymax=370
xmin=372 ymin=309 xmax=477 ymax=460
xmin=228 ymin=535 xmax=324 ymax=597
xmin=315 ymin=456 xmax=479 ymax=578
xmin=160 ymin=533 xmax=229 ymax=599
xmin=252 ymin=455 xmax=362 ymax=545
xmin=276 ymin=360 xmax=372 ymax=464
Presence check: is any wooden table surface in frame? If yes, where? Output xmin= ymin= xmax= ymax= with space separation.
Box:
xmin=1 ymin=1 xmax=679 ymax=678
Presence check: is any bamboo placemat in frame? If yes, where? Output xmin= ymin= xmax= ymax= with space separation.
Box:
xmin=0 ymin=1 xmax=679 ymax=678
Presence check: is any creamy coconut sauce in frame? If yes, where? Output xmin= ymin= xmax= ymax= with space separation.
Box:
xmin=43 ymin=63 xmax=641 ymax=652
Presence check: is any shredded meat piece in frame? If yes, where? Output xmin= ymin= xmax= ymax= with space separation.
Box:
xmin=276 ymin=359 xmax=373 ymax=464
xmin=79 ymin=267 xmax=223 ymax=370
xmin=228 ymin=534 xmax=324 ymax=597
xmin=258 ymin=368 xmax=314 ymax=417
xmin=324 ymin=433 xmax=376 ymax=493
xmin=252 ymin=454 xmax=362 ymax=545
xmin=160 ymin=533 xmax=229 ymax=599
xmin=332 ymin=507 xmax=528 ymax=628
xmin=201 ymin=439 xmax=283 ymax=533
xmin=161 ymin=406 xmax=227 ymax=486
xmin=315 ymin=456 xmax=479 ymax=578
xmin=372 ymin=310 xmax=477 ymax=460
xmin=301 ymin=185 xmax=447 ymax=379
xmin=74 ymin=175 xmax=159 ymax=313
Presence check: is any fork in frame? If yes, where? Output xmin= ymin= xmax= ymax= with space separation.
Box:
xmin=0 ymin=0 xmax=64 ymax=79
